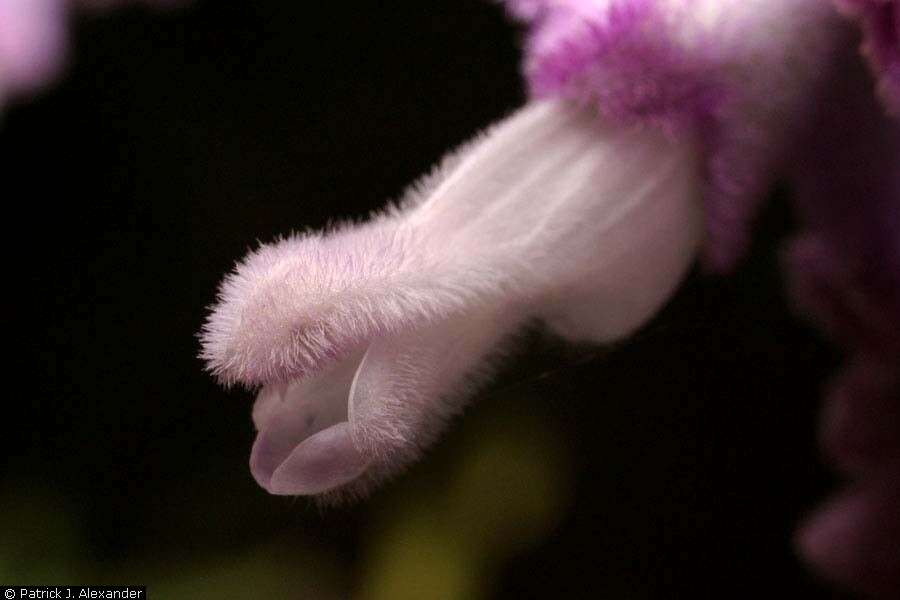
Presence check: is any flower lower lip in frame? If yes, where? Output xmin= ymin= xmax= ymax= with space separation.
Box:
xmin=249 ymin=346 xmax=369 ymax=494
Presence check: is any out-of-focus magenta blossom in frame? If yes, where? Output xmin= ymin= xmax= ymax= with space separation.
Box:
xmin=787 ymin=20 xmax=900 ymax=596
xmin=0 ymin=0 xmax=183 ymax=107
xmin=506 ymin=0 xmax=898 ymax=597
xmin=836 ymin=0 xmax=900 ymax=114
xmin=0 ymin=0 xmax=68 ymax=98
xmin=202 ymin=1 xmax=898 ymax=594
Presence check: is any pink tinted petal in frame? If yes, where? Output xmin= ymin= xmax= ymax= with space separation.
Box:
xmin=797 ymin=470 xmax=900 ymax=598
xmin=268 ymin=422 xmax=370 ymax=496
xmin=408 ymin=100 xmax=702 ymax=346
xmin=0 ymin=0 xmax=68 ymax=96
xmin=539 ymin=126 xmax=702 ymax=343
xmin=250 ymin=354 xmax=361 ymax=491
xmin=250 ymin=383 xmax=285 ymax=432
xmin=259 ymin=307 xmax=519 ymax=497
xmin=349 ymin=309 xmax=520 ymax=473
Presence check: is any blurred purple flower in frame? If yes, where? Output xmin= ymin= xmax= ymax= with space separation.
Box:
xmin=0 ymin=0 xmax=184 ymax=106
xmin=837 ymin=0 xmax=900 ymax=114
xmin=508 ymin=0 xmax=899 ymax=596
xmin=787 ymin=10 xmax=900 ymax=593
xmin=0 ymin=0 xmax=68 ymax=98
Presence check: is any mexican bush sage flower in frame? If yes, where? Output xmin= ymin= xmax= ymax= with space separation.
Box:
xmin=203 ymin=0 xmax=845 ymax=499
xmin=202 ymin=100 xmax=703 ymax=497
xmin=204 ymin=1 xmax=898 ymax=594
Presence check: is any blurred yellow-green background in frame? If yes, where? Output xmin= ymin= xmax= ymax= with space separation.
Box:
xmin=2 ymin=390 xmax=571 ymax=600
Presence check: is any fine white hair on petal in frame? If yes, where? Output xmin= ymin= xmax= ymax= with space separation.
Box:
xmin=199 ymin=218 xmax=512 ymax=387
xmin=405 ymin=100 xmax=703 ymax=344
xmin=202 ymin=98 xmax=704 ymax=498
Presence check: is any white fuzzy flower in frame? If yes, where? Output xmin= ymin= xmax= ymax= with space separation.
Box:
xmin=201 ymin=99 xmax=703 ymax=498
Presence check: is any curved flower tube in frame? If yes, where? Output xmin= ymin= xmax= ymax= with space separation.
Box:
xmin=203 ymin=100 xmax=703 ymax=498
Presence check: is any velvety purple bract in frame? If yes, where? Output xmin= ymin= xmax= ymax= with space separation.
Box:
xmin=508 ymin=0 xmax=843 ymax=269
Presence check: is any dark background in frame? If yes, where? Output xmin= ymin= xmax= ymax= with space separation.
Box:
xmin=3 ymin=0 xmax=848 ymax=597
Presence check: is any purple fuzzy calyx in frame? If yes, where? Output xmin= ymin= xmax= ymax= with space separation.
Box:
xmin=507 ymin=0 xmax=844 ymax=270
